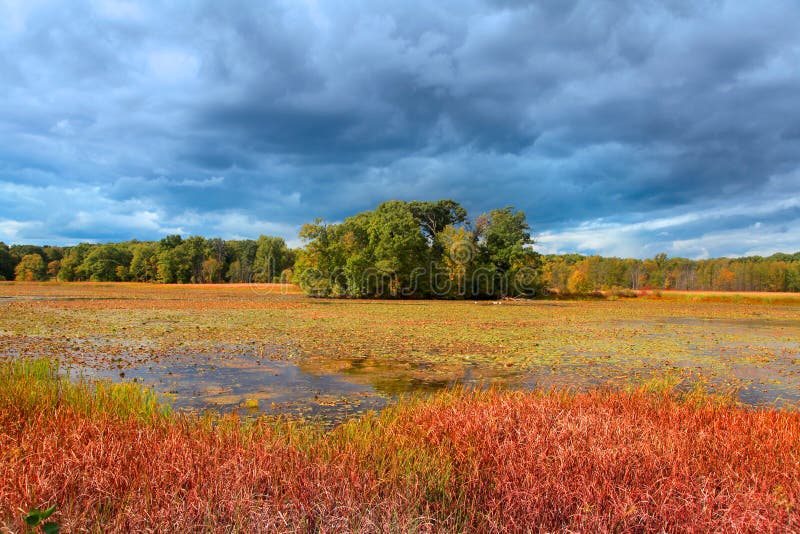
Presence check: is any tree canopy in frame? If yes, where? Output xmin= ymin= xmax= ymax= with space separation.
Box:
xmin=14 ymin=254 xmax=47 ymax=281
xmin=295 ymin=199 xmax=540 ymax=298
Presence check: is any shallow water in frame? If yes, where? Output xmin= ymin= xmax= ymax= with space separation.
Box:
xmin=68 ymin=320 xmax=800 ymax=423
xmin=3 ymin=285 xmax=800 ymax=421
xmin=72 ymin=351 xmax=514 ymax=424
xmin=78 ymin=355 xmax=385 ymax=423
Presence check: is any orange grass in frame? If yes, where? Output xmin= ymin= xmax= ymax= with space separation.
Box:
xmin=637 ymin=288 xmax=800 ymax=305
xmin=1 ymin=359 xmax=799 ymax=532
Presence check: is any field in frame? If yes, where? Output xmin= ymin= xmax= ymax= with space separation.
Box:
xmin=2 ymin=282 xmax=800 ymax=530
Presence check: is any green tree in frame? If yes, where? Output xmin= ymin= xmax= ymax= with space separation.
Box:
xmin=297 ymin=219 xmax=346 ymax=296
xmin=180 ymin=236 xmax=207 ymax=283
xmin=477 ymin=207 xmax=534 ymax=273
xmin=367 ymin=201 xmax=428 ymax=297
xmin=57 ymin=256 xmax=78 ymax=281
xmin=409 ymin=199 xmax=468 ymax=242
xmin=643 ymin=253 xmax=668 ymax=289
xmin=56 ymin=244 xmax=94 ymax=281
xmin=226 ymin=260 xmax=244 ymax=283
xmin=42 ymin=246 xmax=63 ymax=263
xmin=226 ymin=240 xmax=258 ymax=282
xmin=130 ymin=243 xmax=159 ymax=282
xmin=81 ymin=244 xmax=133 ymax=281
xmin=206 ymin=238 xmax=229 ymax=281
xmin=787 ymin=263 xmax=800 ymax=291
xmin=159 ymin=234 xmax=183 ymax=250
xmin=10 ymin=245 xmax=46 ymax=262
xmin=436 ymin=225 xmax=477 ymax=297
xmin=154 ymin=236 xmax=196 ymax=284
xmin=474 ymin=207 xmax=539 ymax=297
xmin=253 ymin=236 xmax=289 ymax=282
xmin=157 ymin=246 xmax=191 ymax=284
xmin=0 ymin=242 xmax=15 ymax=280
xmin=295 ymin=201 xmax=543 ymax=299
xmin=202 ymin=258 xmax=223 ymax=283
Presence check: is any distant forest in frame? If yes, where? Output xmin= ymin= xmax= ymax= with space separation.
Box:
xmin=540 ymin=252 xmax=800 ymax=294
xmin=2 ymin=199 xmax=800 ymax=295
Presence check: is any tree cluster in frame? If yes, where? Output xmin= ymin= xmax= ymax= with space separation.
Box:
xmin=294 ymin=200 xmax=541 ymax=298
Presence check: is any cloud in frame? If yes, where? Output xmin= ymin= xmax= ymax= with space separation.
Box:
xmin=0 ymin=0 xmax=799 ymax=257
xmin=537 ymin=170 xmax=800 ymax=258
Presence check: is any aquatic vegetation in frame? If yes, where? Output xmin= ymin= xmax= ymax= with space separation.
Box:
xmin=1 ymin=282 xmax=800 ymax=415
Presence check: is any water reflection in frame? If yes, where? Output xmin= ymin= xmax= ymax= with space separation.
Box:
xmin=71 ymin=342 xmax=800 ymax=425
xmin=74 ymin=352 xmax=526 ymax=424
xmin=77 ymin=356 xmax=384 ymax=424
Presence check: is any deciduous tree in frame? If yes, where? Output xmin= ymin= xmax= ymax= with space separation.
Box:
xmin=14 ymin=254 xmax=47 ymax=281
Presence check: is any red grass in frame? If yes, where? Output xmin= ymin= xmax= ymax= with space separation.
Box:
xmin=2 ymin=384 xmax=799 ymax=532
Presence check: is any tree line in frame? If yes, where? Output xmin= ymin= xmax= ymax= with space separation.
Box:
xmin=1 ymin=235 xmax=294 ymax=284
xmin=542 ymin=252 xmax=800 ymax=293
xmin=2 ymin=199 xmax=800 ymax=295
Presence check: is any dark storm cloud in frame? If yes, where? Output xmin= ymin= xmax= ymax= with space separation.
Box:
xmin=1 ymin=0 xmax=800 ymax=256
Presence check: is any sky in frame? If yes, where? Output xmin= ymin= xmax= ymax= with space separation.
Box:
xmin=1 ymin=0 xmax=799 ymax=259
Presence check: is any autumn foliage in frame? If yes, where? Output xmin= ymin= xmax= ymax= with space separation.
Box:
xmin=1 ymin=359 xmax=798 ymax=532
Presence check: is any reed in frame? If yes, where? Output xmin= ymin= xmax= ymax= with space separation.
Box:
xmin=1 ymin=358 xmax=798 ymax=532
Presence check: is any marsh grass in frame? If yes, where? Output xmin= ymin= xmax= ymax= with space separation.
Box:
xmin=642 ymin=289 xmax=800 ymax=305
xmin=1 ymin=358 xmax=799 ymax=532
xmin=0 ymin=357 xmax=168 ymax=422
